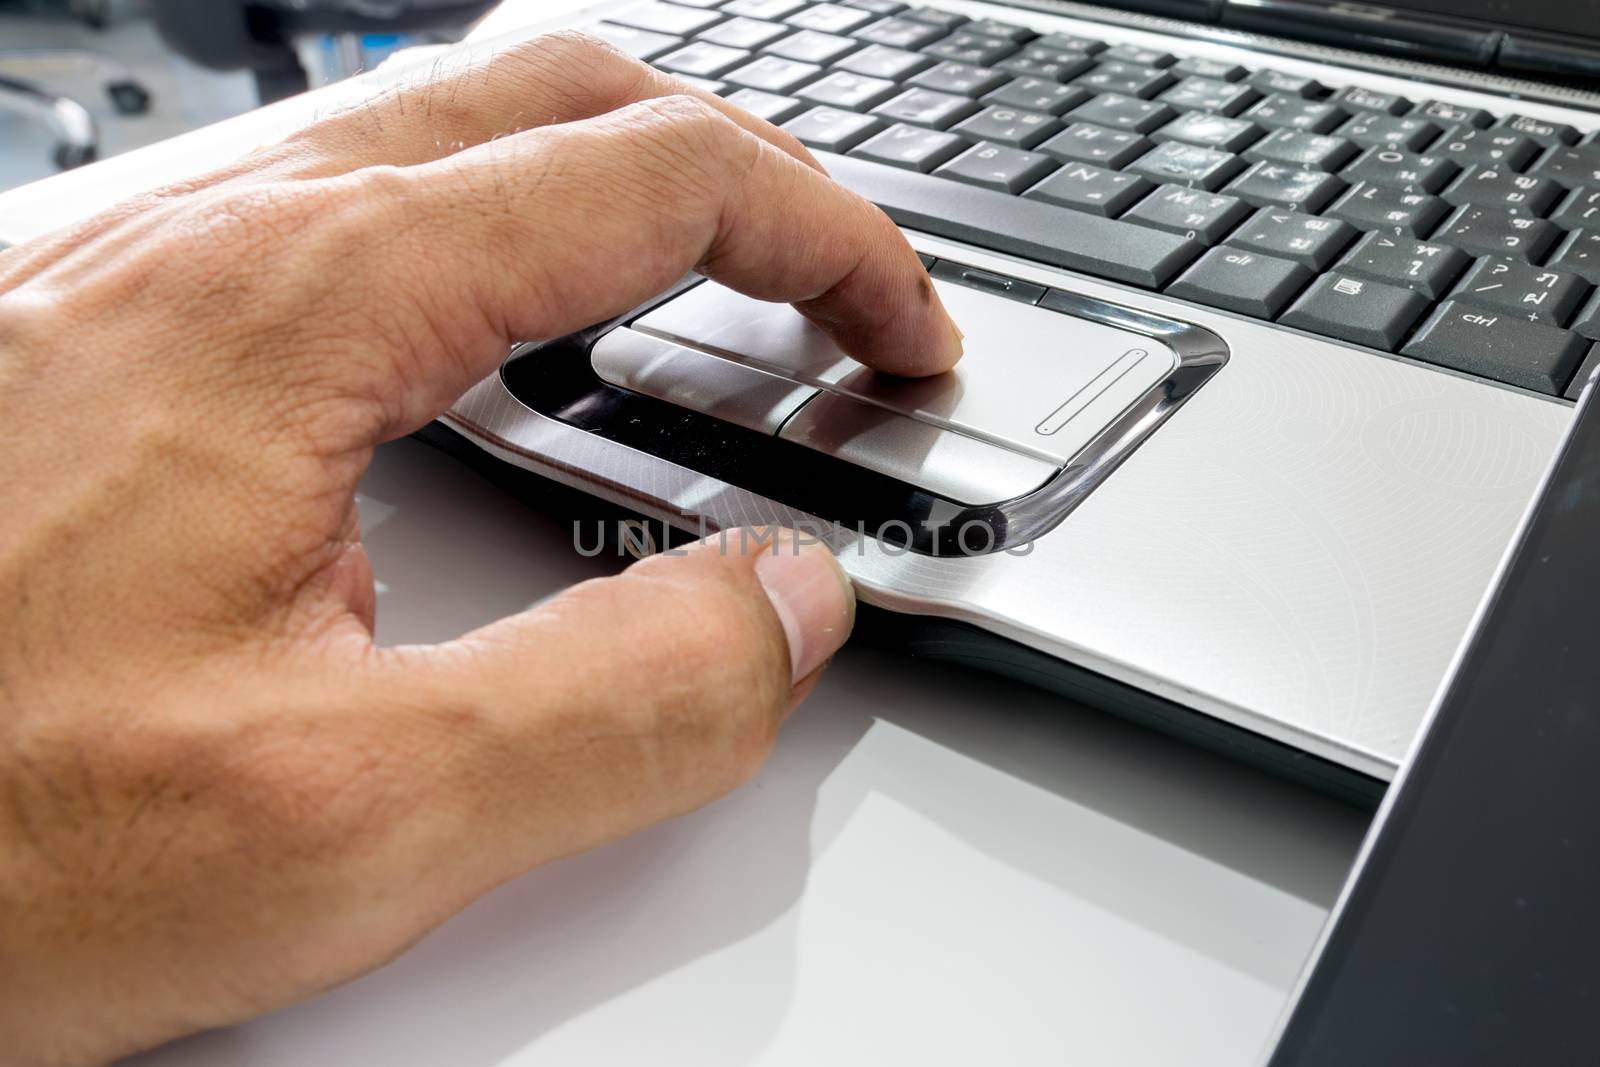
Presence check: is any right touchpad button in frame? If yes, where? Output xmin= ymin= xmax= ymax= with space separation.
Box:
xmin=780 ymin=392 xmax=1059 ymax=506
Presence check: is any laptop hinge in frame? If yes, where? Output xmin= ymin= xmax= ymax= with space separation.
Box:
xmin=1497 ymin=31 xmax=1600 ymax=82
xmin=1196 ymin=0 xmax=1600 ymax=82
xmin=1218 ymin=0 xmax=1501 ymax=66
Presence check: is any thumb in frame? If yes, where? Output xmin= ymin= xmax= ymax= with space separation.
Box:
xmin=355 ymin=526 xmax=854 ymax=901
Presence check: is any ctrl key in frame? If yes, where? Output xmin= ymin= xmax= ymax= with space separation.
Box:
xmin=1402 ymin=302 xmax=1590 ymax=395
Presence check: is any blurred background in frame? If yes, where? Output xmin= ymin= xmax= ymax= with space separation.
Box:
xmin=0 ymin=0 xmax=497 ymax=194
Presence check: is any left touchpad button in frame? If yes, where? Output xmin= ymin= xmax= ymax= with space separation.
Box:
xmin=591 ymin=328 xmax=818 ymax=435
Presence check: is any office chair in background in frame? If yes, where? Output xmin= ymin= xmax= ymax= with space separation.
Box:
xmin=0 ymin=0 xmax=151 ymax=169
xmin=148 ymin=0 xmax=500 ymax=105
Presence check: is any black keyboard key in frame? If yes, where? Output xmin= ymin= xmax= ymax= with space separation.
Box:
xmin=767 ymin=28 xmax=861 ymax=63
xmin=909 ymin=60 xmax=1009 ymax=96
xmin=1573 ymin=298 xmax=1600 ymax=341
xmin=1402 ymin=301 xmax=1589 ymax=394
xmin=700 ymin=16 xmax=790 ymax=49
xmin=967 ymin=17 xmax=1035 ymax=42
xmin=1432 ymin=205 xmax=1561 ymax=261
xmin=849 ymin=121 xmax=965 ymax=170
xmin=1280 ymin=272 xmax=1431 ymax=350
xmin=1495 ymin=114 xmax=1579 ymax=148
xmin=1340 ymin=147 xmax=1458 ymax=193
xmin=1415 ymin=101 xmax=1492 ymax=129
xmin=668 ymin=0 xmax=725 ymax=7
xmin=996 ymin=49 xmax=1093 ymax=82
xmin=1326 ymin=182 xmax=1449 ymax=235
xmin=924 ymin=30 xmax=1019 ymax=66
xmin=787 ymin=3 xmax=875 ymax=33
xmin=834 ymin=42 xmax=933 ymax=79
xmin=822 ymin=151 xmax=1203 ymax=286
xmin=934 ymin=141 xmax=1057 ymax=193
xmin=1549 ymin=229 xmax=1600 ymax=283
xmin=1230 ymin=207 xmax=1356 ymax=270
xmin=1067 ymin=93 xmax=1172 ymax=133
xmin=1337 ymin=232 xmax=1470 ymax=298
xmin=843 ymin=0 xmax=907 ymax=13
xmin=1331 ymin=86 xmax=1410 ymax=115
xmin=1529 ymin=144 xmax=1600 ymax=189
xmin=1245 ymin=93 xmax=1345 ymax=134
xmin=1076 ymin=62 xmax=1177 ymax=100
xmin=854 ymin=15 xmax=946 ymax=48
xmin=589 ymin=22 xmax=682 ymax=61
xmin=1158 ymin=76 xmax=1259 ymax=116
xmin=871 ymin=87 xmax=978 ymax=128
xmin=1175 ymin=56 xmax=1247 ymax=82
xmin=1431 ymin=127 xmax=1539 ymax=171
xmin=1154 ymin=112 xmax=1262 ymax=154
xmin=1244 ymin=129 xmax=1357 ymax=172
xmin=725 ymin=54 xmax=823 ymax=92
xmin=1338 ymin=113 xmax=1440 ymax=152
xmin=1123 ymin=185 xmax=1251 ymax=243
xmin=1441 ymin=166 xmax=1562 ymax=216
xmin=659 ymin=41 xmax=753 ymax=78
xmin=1023 ymin=161 xmax=1151 ymax=216
xmin=1449 ymin=256 xmax=1590 ymax=327
xmin=1574 ymin=302 xmax=1600 ymax=347
xmin=724 ymin=87 xmax=807 ymax=123
xmin=724 ymin=0 xmax=806 ymax=17
xmin=1549 ymin=185 xmax=1600 ymax=231
xmin=1225 ymin=161 xmax=1346 ymax=212
xmin=1103 ymin=44 xmax=1176 ymax=67
xmin=901 ymin=5 xmax=966 ymax=29
xmin=1167 ymin=247 xmax=1314 ymax=318
xmin=671 ymin=74 xmax=729 ymax=93
xmin=1249 ymin=69 xmax=1323 ymax=97
xmin=982 ymin=78 xmax=1089 ymax=116
xmin=727 ymin=0 xmax=807 ymax=14
xmin=783 ymin=105 xmax=884 ymax=150
xmin=1564 ymin=344 xmax=1600 ymax=400
xmin=798 ymin=70 xmax=899 ymax=110
xmin=1034 ymin=31 xmax=1106 ymax=54
xmin=1038 ymin=123 xmax=1150 ymax=168
xmin=1127 ymin=141 xmax=1245 ymax=191
xmin=951 ymin=105 xmax=1062 ymax=148
xmin=612 ymin=2 xmax=723 ymax=35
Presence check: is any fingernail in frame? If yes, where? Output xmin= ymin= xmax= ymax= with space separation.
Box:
xmin=754 ymin=532 xmax=856 ymax=686
xmin=947 ymin=313 xmax=966 ymax=356
xmin=935 ymin=293 xmax=965 ymax=367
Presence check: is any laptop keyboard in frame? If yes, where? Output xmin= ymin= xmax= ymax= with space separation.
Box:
xmin=591 ymin=0 xmax=1600 ymax=400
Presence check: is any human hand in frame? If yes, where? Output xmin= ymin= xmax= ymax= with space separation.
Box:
xmin=0 ymin=32 xmax=962 ymax=1065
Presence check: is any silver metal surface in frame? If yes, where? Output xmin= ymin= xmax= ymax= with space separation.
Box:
xmin=436 ymin=0 xmax=1590 ymax=779
xmin=779 ymin=391 xmax=1061 ymax=505
xmin=590 ymin=327 xmax=817 ymax=434
xmin=634 ymin=278 xmax=1180 ymax=465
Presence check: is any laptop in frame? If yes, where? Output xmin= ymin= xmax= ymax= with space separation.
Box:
xmin=1263 ymin=367 xmax=1600 ymax=1063
xmin=425 ymin=0 xmax=1600 ymax=803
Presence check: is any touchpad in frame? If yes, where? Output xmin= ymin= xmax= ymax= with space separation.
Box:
xmin=624 ymin=274 xmax=1179 ymax=465
xmin=589 ymin=264 xmax=1207 ymax=508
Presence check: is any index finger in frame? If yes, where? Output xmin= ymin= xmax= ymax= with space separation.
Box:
xmin=318 ymin=94 xmax=964 ymax=436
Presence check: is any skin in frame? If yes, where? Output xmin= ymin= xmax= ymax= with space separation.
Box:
xmin=0 ymin=32 xmax=962 ymax=1066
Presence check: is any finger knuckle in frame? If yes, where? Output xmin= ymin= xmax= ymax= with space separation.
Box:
xmin=627 ymin=94 xmax=752 ymax=196
xmin=502 ymin=30 xmax=653 ymax=113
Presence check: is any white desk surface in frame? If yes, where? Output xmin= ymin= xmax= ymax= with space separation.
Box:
xmin=0 ymin=3 xmax=1372 ymax=1064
